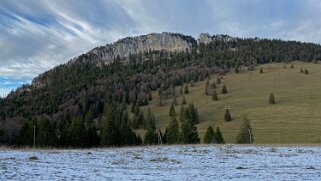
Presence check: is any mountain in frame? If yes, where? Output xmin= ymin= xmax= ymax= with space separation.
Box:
xmin=1 ymin=32 xmax=321 ymax=145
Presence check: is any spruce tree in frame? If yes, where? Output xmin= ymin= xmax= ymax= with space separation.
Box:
xmin=144 ymin=109 xmax=158 ymax=145
xmin=215 ymin=126 xmax=225 ymax=144
xmin=87 ymin=123 xmax=100 ymax=147
xmin=212 ymin=90 xmax=218 ymax=101
xmin=269 ymin=93 xmax=275 ymax=104
xmin=221 ymin=84 xmax=228 ymax=94
xmin=101 ymin=104 xmax=120 ymax=146
xmin=224 ymin=109 xmax=232 ymax=122
xmin=236 ymin=116 xmax=253 ymax=144
xmin=184 ymin=84 xmax=189 ymax=94
xmin=179 ymin=107 xmax=200 ymax=144
xmin=204 ymin=126 xmax=215 ymax=144
xmin=68 ymin=118 xmax=89 ymax=147
xmin=37 ymin=119 xmax=57 ymax=147
xmin=166 ymin=116 xmax=179 ymax=144
xmin=169 ymin=103 xmax=176 ymax=117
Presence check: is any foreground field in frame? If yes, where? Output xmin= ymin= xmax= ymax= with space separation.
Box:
xmin=138 ymin=62 xmax=321 ymax=143
xmin=1 ymin=145 xmax=321 ymax=180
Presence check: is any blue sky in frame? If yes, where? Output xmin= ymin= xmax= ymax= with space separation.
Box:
xmin=1 ymin=0 xmax=321 ymax=97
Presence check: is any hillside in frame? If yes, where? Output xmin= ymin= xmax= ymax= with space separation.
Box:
xmin=139 ymin=61 xmax=321 ymax=143
xmin=1 ymin=32 xmax=321 ymax=146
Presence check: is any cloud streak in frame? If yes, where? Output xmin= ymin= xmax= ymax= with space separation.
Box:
xmin=1 ymin=0 xmax=321 ymax=96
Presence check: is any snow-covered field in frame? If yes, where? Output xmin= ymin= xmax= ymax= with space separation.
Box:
xmin=1 ymin=145 xmax=321 ymax=180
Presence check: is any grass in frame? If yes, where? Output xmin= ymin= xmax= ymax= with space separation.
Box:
xmin=135 ymin=61 xmax=321 ymax=144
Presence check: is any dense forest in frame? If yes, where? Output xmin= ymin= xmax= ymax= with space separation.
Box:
xmin=1 ymin=33 xmax=321 ymax=147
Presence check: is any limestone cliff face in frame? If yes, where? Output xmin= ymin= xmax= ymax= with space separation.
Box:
xmin=198 ymin=33 xmax=237 ymax=45
xmin=83 ymin=32 xmax=197 ymax=62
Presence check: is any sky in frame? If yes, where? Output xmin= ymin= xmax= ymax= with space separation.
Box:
xmin=1 ymin=0 xmax=321 ymax=97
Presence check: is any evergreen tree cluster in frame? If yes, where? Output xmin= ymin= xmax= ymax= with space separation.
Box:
xmin=203 ymin=126 xmax=224 ymax=144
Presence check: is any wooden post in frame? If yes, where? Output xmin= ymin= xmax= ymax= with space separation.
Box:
xmin=33 ymin=126 xmax=36 ymax=148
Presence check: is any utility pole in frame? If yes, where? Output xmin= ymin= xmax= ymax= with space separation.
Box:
xmin=248 ymin=129 xmax=252 ymax=143
xmin=33 ymin=126 xmax=36 ymax=148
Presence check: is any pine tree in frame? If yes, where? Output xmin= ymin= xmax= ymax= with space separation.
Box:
xmin=221 ymin=84 xmax=228 ymax=94
xmin=291 ymin=64 xmax=294 ymax=69
xmin=182 ymin=95 xmax=187 ymax=105
xmin=144 ymin=109 xmax=158 ymax=145
xmin=260 ymin=67 xmax=263 ymax=73
xmin=212 ymin=90 xmax=218 ymax=101
xmin=224 ymin=109 xmax=232 ymax=122
xmin=165 ymin=116 xmax=179 ymax=144
xmin=184 ymin=84 xmax=189 ymax=94
xmin=269 ymin=93 xmax=275 ymax=104
xmin=215 ymin=126 xmax=225 ymax=144
xmin=305 ymin=69 xmax=309 ymax=74
xmin=236 ymin=116 xmax=253 ymax=144
xmin=204 ymin=126 xmax=216 ymax=144
xmin=169 ymin=103 xmax=176 ymax=117
xmin=300 ymin=67 xmax=304 ymax=73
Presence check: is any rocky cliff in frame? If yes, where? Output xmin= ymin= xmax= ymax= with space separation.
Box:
xmin=77 ymin=32 xmax=197 ymax=63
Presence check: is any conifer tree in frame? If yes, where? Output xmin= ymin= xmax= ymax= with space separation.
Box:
xmin=221 ymin=84 xmax=228 ymax=94
xmin=169 ymin=103 xmax=176 ymax=117
xmin=101 ymin=105 xmax=120 ymax=146
xmin=212 ymin=90 xmax=218 ymax=101
xmin=291 ymin=64 xmax=294 ymax=69
xmin=166 ymin=116 xmax=179 ymax=144
xmin=68 ymin=117 xmax=89 ymax=147
xmin=204 ymin=126 xmax=216 ymax=144
xmin=215 ymin=126 xmax=225 ymax=144
xmin=300 ymin=67 xmax=304 ymax=73
xmin=184 ymin=84 xmax=189 ymax=94
xmin=236 ymin=116 xmax=253 ymax=144
xmin=224 ymin=109 xmax=232 ymax=122
xmin=144 ymin=109 xmax=158 ymax=145
xmin=305 ymin=69 xmax=309 ymax=74
xmin=37 ymin=119 xmax=57 ymax=147
xmin=269 ymin=93 xmax=275 ymax=104
xmin=87 ymin=123 xmax=100 ymax=147
xmin=260 ymin=67 xmax=263 ymax=73
xmin=179 ymin=106 xmax=200 ymax=144
xmin=148 ymin=91 xmax=152 ymax=101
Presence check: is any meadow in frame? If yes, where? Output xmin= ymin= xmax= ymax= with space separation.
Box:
xmin=137 ymin=61 xmax=321 ymax=143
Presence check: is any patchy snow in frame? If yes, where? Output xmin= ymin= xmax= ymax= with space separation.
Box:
xmin=1 ymin=145 xmax=321 ymax=180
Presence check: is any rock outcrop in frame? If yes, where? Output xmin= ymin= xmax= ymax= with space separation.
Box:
xmin=80 ymin=32 xmax=197 ymax=63
xmin=198 ymin=33 xmax=237 ymax=45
